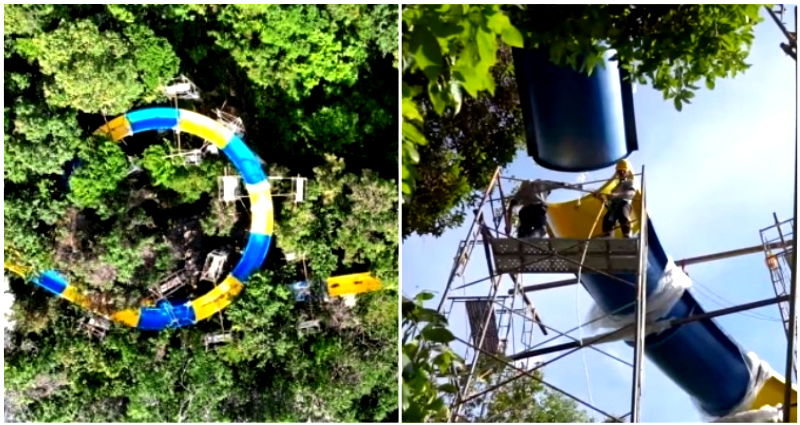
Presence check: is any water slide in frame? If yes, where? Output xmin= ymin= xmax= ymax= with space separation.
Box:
xmin=8 ymin=108 xmax=273 ymax=331
xmin=513 ymin=48 xmax=797 ymax=419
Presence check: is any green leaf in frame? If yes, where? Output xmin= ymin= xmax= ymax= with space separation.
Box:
xmin=410 ymin=26 xmax=444 ymax=81
xmin=438 ymin=383 xmax=458 ymax=393
xmin=422 ymin=326 xmax=455 ymax=343
xmin=427 ymin=80 xmax=451 ymax=115
xmin=405 ymin=141 xmax=420 ymax=163
xmin=500 ymin=26 xmax=524 ymax=48
xmin=416 ymin=291 xmax=435 ymax=301
xmin=402 ymin=97 xmax=424 ymax=122
xmin=402 ymin=121 xmax=427 ymax=148
xmin=449 ymin=80 xmax=463 ymax=115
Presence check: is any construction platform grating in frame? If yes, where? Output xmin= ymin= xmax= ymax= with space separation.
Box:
xmin=465 ymin=300 xmax=501 ymax=355
xmin=489 ymin=237 xmax=641 ymax=274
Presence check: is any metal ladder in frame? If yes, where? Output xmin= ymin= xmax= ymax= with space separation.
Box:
xmin=759 ymin=214 xmax=796 ymax=379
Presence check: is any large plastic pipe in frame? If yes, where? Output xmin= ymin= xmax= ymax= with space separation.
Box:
xmin=547 ymin=184 xmax=752 ymax=415
xmin=513 ymin=48 xmax=638 ymax=171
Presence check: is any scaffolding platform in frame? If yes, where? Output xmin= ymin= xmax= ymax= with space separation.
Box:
xmin=489 ymin=237 xmax=641 ymax=274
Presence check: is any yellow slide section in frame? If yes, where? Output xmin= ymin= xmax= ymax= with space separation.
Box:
xmin=546 ymin=176 xmax=642 ymax=238
xmin=95 ymin=115 xmax=131 ymax=141
xmin=177 ymin=110 xmax=234 ymax=149
xmin=247 ymin=181 xmax=274 ymax=235
xmin=111 ymin=309 xmax=141 ymax=327
xmin=327 ymin=273 xmax=382 ymax=297
xmin=190 ymin=274 xmax=244 ymax=321
xmin=751 ymin=375 xmax=797 ymax=421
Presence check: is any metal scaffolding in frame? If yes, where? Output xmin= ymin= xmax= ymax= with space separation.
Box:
xmin=436 ymin=167 xmax=797 ymax=423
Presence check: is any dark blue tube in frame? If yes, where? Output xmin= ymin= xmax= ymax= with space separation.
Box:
xmin=527 ymin=58 xmax=754 ymax=415
xmin=126 ymin=108 xmax=179 ymax=134
xmin=581 ymin=222 xmax=667 ymax=315
xmin=643 ymin=293 xmax=751 ymax=416
xmin=232 ymin=233 xmax=271 ymax=282
xmin=222 ymin=136 xmax=266 ymax=185
xmin=579 ymin=219 xmax=751 ymax=416
xmin=512 ymin=48 xmax=637 ymax=171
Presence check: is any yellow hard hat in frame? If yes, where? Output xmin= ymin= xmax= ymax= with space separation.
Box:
xmin=616 ymin=159 xmax=631 ymax=172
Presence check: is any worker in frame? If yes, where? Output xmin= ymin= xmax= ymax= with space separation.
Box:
xmin=507 ymin=179 xmax=563 ymax=239
xmin=599 ymin=159 xmax=636 ymax=238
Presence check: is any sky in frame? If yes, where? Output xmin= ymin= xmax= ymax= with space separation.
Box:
xmin=402 ymin=8 xmax=796 ymax=422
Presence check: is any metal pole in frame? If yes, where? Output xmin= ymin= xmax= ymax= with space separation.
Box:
xmin=451 ymin=335 xmax=624 ymax=422
xmin=449 ymin=222 xmax=504 ymax=422
xmin=765 ymin=5 xmax=797 ymax=60
xmin=783 ymin=7 xmax=798 ymax=422
xmin=675 ymin=240 xmax=793 ymax=267
xmin=631 ymin=165 xmax=647 ymax=423
xmin=485 ymin=296 xmax=633 ymax=367
xmin=511 ymin=294 xmax=791 ymax=361
xmin=509 ymin=277 xmax=580 ymax=294
xmin=436 ymin=167 xmax=501 ymax=313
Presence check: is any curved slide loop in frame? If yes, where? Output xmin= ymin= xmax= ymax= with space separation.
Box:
xmin=546 ymin=174 xmax=796 ymax=419
xmin=27 ymin=107 xmax=273 ymax=331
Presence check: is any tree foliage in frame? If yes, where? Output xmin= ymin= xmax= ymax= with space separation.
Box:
xmin=402 ymin=4 xmax=762 ymax=236
xmin=277 ymin=155 xmax=398 ymax=289
xmin=214 ymin=4 xmax=396 ymax=101
xmin=508 ymin=5 xmax=762 ymax=111
xmin=141 ymin=143 xmax=223 ymax=203
xmin=13 ymin=19 xmax=179 ymax=114
xmin=68 ymin=139 xmax=130 ymax=218
xmin=4 ymin=4 xmax=397 ymax=422
xmin=402 ymin=4 xmax=523 ymax=199
xmin=402 ymin=292 xmax=591 ymax=422
xmin=402 ymin=292 xmax=465 ymax=422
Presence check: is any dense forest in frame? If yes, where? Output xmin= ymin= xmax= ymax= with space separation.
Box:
xmin=4 ymin=4 xmax=398 ymax=422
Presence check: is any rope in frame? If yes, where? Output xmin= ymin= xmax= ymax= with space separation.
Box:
xmin=574 ymin=201 xmax=606 ymax=407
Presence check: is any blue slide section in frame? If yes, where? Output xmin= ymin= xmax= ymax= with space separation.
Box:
xmin=580 ymin=223 xmax=751 ymax=416
xmin=137 ymin=300 xmax=196 ymax=331
xmin=520 ymin=56 xmax=755 ymax=414
xmin=126 ymin=108 xmax=179 ymax=133
xmin=34 ymin=270 xmax=68 ymax=296
xmin=513 ymin=48 xmax=637 ymax=171
xmin=222 ymin=136 xmax=266 ymax=185
xmin=232 ymin=233 xmax=271 ymax=282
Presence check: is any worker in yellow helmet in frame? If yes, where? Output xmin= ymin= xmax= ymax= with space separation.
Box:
xmin=600 ymin=159 xmax=636 ymax=238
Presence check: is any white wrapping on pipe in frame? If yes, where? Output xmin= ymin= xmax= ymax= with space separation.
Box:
xmin=711 ymin=404 xmax=782 ymax=422
xmin=586 ymin=257 xmax=692 ymax=338
xmin=700 ymin=351 xmax=773 ymax=420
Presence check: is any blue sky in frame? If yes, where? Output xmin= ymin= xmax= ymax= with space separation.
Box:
xmin=402 ymin=9 xmax=796 ymax=422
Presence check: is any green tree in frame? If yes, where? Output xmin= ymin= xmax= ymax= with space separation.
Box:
xmin=402 ymin=292 xmax=465 ymax=422
xmin=3 ymin=96 xmax=83 ymax=184
xmin=141 ymin=143 xmax=223 ymax=203
xmin=402 ymin=4 xmax=523 ymax=200
xmin=466 ymin=367 xmax=594 ymax=422
xmin=68 ymin=139 xmax=130 ymax=219
xmin=403 ymin=46 xmax=523 ymax=237
xmin=213 ymin=4 xmax=395 ymax=101
xmin=402 ymin=4 xmax=762 ymax=235
xmin=277 ymin=155 xmax=398 ymax=288
xmin=4 ymin=4 xmax=398 ymax=422
xmin=508 ymin=5 xmax=762 ymax=111
xmin=402 ymin=292 xmax=594 ymax=423
xmin=12 ymin=19 xmax=179 ymax=114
